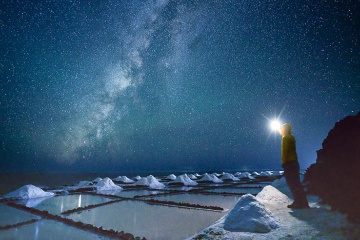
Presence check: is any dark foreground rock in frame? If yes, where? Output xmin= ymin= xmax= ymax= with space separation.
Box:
xmin=304 ymin=112 xmax=360 ymax=222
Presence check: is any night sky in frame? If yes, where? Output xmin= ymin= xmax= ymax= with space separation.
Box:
xmin=1 ymin=0 xmax=359 ymax=173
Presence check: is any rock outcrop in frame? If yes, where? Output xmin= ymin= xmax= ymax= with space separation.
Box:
xmin=304 ymin=112 xmax=360 ymax=222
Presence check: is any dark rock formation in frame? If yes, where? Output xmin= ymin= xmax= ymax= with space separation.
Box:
xmin=304 ymin=112 xmax=360 ymax=222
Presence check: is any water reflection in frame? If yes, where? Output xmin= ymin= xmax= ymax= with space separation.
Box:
xmin=60 ymin=197 xmax=64 ymax=213
xmin=17 ymin=196 xmax=54 ymax=208
xmin=34 ymin=221 xmax=39 ymax=240
xmin=31 ymin=195 xmax=111 ymax=215
xmin=78 ymin=195 xmax=82 ymax=208
xmin=67 ymin=200 xmax=224 ymax=240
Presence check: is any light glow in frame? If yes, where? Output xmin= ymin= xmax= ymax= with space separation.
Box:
xmin=270 ymin=120 xmax=281 ymax=131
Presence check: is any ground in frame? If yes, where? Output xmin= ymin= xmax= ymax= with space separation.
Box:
xmin=190 ymin=178 xmax=359 ymax=240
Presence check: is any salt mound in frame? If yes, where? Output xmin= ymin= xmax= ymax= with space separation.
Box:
xmin=134 ymin=175 xmax=141 ymax=180
xmin=271 ymin=177 xmax=292 ymax=197
xmin=188 ymin=174 xmax=197 ymax=180
xmin=272 ymin=171 xmax=284 ymax=176
xmin=95 ymin=178 xmax=122 ymax=191
xmin=166 ymin=174 xmax=176 ymax=180
xmin=135 ymin=175 xmax=165 ymax=189
xmin=92 ymin=177 xmax=102 ymax=183
xmin=237 ymin=172 xmax=255 ymax=180
xmin=256 ymin=185 xmax=291 ymax=205
xmin=77 ymin=181 xmax=92 ymax=188
xmin=113 ymin=176 xmax=134 ymax=183
xmin=199 ymin=173 xmax=223 ymax=183
xmin=224 ymin=194 xmax=279 ymax=233
xmin=173 ymin=174 xmax=198 ymax=186
xmin=259 ymin=171 xmax=272 ymax=177
xmin=221 ymin=173 xmax=239 ymax=181
xmin=4 ymin=184 xmax=55 ymax=199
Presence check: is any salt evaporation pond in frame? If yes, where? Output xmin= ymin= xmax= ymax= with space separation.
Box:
xmin=204 ymin=187 xmax=262 ymax=195
xmin=150 ymin=193 xmax=241 ymax=210
xmin=0 ymin=219 xmax=108 ymax=240
xmin=113 ymin=189 xmax=165 ymax=198
xmin=66 ymin=199 xmax=224 ymax=240
xmin=28 ymin=194 xmax=112 ymax=215
xmin=0 ymin=204 xmax=38 ymax=226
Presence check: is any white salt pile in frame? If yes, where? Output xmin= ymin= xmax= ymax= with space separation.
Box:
xmin=166 ymin=174 xmax=177 ymax=180
xmin=270 ymin=177 xmax=292 ymax=197
xmin=192 ymin=175 xmax=359 ymax=239
xmin=224 ymin=194 xmax=279 ymax=233
xmin=135 ymin=175 xmax=165 ymax=189
xmin=236 ymin=172 xmax=255 ymax=180
xmin=94 ymin=178 xmax=122 ymax=191
xmin=259 ymin=171 xmax=273 ymax=177
xmin=4 ymin=184 xmax=55 ymax=199
xmin=221 ymin=173 xmax=240 ymax=181
xmin=199 ymin=173 xmax=223 ymax=183
xmin=92 ymin=177 xmax=102 ymax=183
xmin=188 ymin=174 xmax=197 ymax=180
xmin=76 ymin=181 xmax=93 ymax=188
xmin=65 ymin=180 xmax=93 ymax=191
xmin=113 ymin=176 xmax=134 ymax=183
xmin=256 ymin=185 xmax=291 ymax=206
xmin=172 ymin=174 xmax=198 ymax=186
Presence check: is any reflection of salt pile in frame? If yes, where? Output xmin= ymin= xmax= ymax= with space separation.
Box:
xmin=135 ymin=175 xmax=165 ymax=189
xmin=113 ymin=176 xmax=134 ymax=183
xmin=221 ymin=173 xmax=239 ymax=181
xmin=224 ymin=194 xmax=279 ymax=233
xmin=199 ymin=173 xmax=223 ymax=183
xmin=94 ymin=178 xmax=122 ymax=191
xmin=4 ymin=184 xmax=55 ymax=199
xmin=172 ymin=174 xmax=198 ymax=186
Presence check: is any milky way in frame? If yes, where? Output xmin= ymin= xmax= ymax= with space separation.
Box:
xmin=1 ymin=0 xmax=359 ymax=172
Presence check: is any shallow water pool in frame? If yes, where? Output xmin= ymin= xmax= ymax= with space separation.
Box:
xmin=29 ymin=194 xmax=112 ymax=215
xmin=67 ymin=199 xmax=224 ymax=240
xmin=0 ymin=219 xmax=108 ymax=240
xmin=151 ymin=193 xmax=241 ymax=210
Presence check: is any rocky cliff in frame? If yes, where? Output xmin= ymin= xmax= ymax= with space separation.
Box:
xmin=304 ymin=112 xmax=360 ymax=222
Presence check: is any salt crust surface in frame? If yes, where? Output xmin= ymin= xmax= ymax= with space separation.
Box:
xmin=190 ymin=177 xmax=359 ymax=239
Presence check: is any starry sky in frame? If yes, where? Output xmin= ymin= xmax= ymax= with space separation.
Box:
xmin=1 ymin=0 xmax=359 ymax=173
